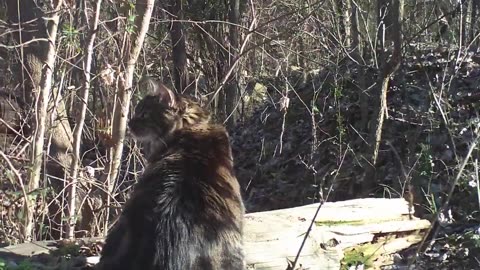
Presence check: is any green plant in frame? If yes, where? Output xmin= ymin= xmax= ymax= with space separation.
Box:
xmin=334 ymin=84 xmax=346 ymax=149
xmin=417 ymin=143 xmax=438 ymax=214
xmin=0 ymin=259 xmax=34 ymax=270
xmin=15 ymin=261 xmax=34 ymax=270
xmin=126 ymin=14 xmax=137 ymax=33
xmin=52 ymin=242 xmax=81 ymax=257
xmin=418 ymin=143 xmax=433 ymax=178
xmin=62 ymin=24 xmax=80 ymax=45
xmin=341 ymin=246 xmax=375 ymax=270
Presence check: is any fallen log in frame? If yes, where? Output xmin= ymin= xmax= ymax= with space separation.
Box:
xmin=0 ymin=198 xmax=430 ymax=269
xmin=243 ymin=198 xmax=430 ymax=269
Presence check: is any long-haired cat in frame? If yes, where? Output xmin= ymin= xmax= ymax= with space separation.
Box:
xmin=96 ymin=77 xmax=245 ymax=270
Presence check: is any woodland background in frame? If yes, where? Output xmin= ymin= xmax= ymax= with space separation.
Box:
xmin=0 ymin=0 xmax=480 ymax=268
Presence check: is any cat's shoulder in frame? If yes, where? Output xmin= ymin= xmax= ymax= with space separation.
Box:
xmin=179 ymin=123 xmax=230 ymax=147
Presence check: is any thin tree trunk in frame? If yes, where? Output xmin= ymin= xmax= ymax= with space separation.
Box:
xmin=67 ymin=0 xmax=103 ymax=239
xmin=6 ymin=0 xmax=46 ymax=105
xmin=344 ymin=0 xmax=352 ymax=47
xmin=225 ymin=0 xmax=241 ymax=128
xmin=461 ymin=1 xmax=468 ymax=46
xmin=102 ymin=0 xmax=155 ymax=234
xmin=350 ymin=0 xmax=369 ymax=135
xmin=331 ymin=0 xmax=346 ymax=44
xmin=376 ymin=0 xmax=388 ymax=53
xmin=364 ymin=0 xmax=402 ymax=194
xmin=26 ymin=0 xmax=63 ymax=241
xmin=470 ymin=0 xmax=478 ymax=42
xmin=168 ymin=0 xmax=188 ymax=93
xmin=346 ymin=0 xmax=369 ymax=135
xmin=7 ymin=0 xmax=76 ymax=240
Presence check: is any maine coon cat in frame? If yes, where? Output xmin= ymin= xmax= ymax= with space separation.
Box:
xmin=96 ymin=77 xmax=245 ymax=270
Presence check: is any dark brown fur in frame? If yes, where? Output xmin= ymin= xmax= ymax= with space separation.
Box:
xmin=96 ymin=78 xmax=245 ymax=270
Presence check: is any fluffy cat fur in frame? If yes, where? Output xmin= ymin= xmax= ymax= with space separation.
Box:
xmin=96 ymin=77 xmax=245 ymax=270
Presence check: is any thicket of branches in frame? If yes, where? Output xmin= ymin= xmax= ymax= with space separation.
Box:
xmin=0 ymin=0 xmax=479 ymax=254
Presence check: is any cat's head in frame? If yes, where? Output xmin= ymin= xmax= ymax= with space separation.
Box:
xmin=128 ymin=77 xmax=210 ymax=143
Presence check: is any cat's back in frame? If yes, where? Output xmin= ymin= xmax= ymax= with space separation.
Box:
xmin=179 ymin=124 xmax=234 ymax=168
xmin=136 ymin=124 xmax=244 ymax=270
xmin=143 ymin=123 xmax=233 ymax=170
xmin=143 ymin=123 xmax=241 ymax=203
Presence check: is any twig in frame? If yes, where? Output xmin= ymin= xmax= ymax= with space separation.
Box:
xmin=288 ymin=199 xmax=325 ymax=270
xmin=0 ymin=150 xmax=25 ymax=192
xmin=289 ymin=147 xmax=347 ymax=269
xmin=222 ymin=0 xmax=258 ymax=124
xmin=67 ymin=0 xmax=103 ymax=239
xmin=0 ymin=150 xmax=30 ymax=227
xmin=206 ymin=9 xmax=258 ymax=106
xmin=0 ymin=118 xmax=30 ymax=142
xmin=0 ymin=38 xmax=50 ymax=49
xmin=475 ymin=159 xmax=480 ymax=211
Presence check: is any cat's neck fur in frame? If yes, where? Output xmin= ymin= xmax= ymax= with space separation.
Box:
xmin=143 ymin=123 xmax=229 ymax=164
xmin=142 ymin=132 xmax=178 ymax=163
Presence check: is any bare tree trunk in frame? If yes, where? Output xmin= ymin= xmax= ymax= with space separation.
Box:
xmin=376 ymin=0 xmax=388 ymax=53
xmin=26 ymin=0 xmax=63 ymax=241
xmin=331 ymin=0 xmax=346 ymax=44
xmin=47 ymin=81 xmax=74 ymax=239
xmin=350 ymin=0 xmax=369 ymax=135
xmin=364 ymin=0 xmax=402 ymax=194
xmin=102 ymin=0 xmax=155 ymax=234
xmin=6 ymin=0 xmax=46 ymax=105
xmin=197 ymin=21 xmax=228 ymax=118
xmin=470 ymin=0 xmax=479 ymax=42
xmin=470 ymin=0 xmax=476 ymax=42
xmin=344 ymin=0 xmax=352 ymax=47
xmin=167 ymin=0 xmax=189 ymax=93
xmin=67 ymin=0 xmax=103 ymax=239
xmin=225 ymin=0 xmax=241 ymax=128
xmin=6 ymin=0 xmax=76 ymax=240
xmin=461 ymin=0 xmax=468 ymax=45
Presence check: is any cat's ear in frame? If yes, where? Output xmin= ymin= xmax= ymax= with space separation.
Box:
xmin=141 ymin=77 xmax=176 ymax=107
xmin=154 ymin=83 xmax=177 ymax=108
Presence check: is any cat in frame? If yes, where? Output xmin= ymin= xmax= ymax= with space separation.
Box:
xmin=96 ymin=77 xmax=245 ymax=270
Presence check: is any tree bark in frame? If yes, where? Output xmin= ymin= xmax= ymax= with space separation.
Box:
xmin=343 ymin=0 xmax=352 ymax=47
xmin=364 ymin=0 xmax=402 ymax=194
xmin=461 ymin=0 xmax=468 ymax=46
xmin=6 ymin=0 xmax=64 ymax=241
xmin=470 ymin=0 xmax=479 ymax=43
xmin=349 ymin=0 xmax=369 ymax=135
xmin=102 ymin=0 xmax=155 ymax=234
xmin=225 ymin=0 xmax=241 ymax=128
xmin=166 ymin=0 xmax=188 ymax=93
xmin=6 ymin=0 xmax=46 ymax=105
xmin=6 ymin=0 xmax=76 ymax=240
xmin=67 ymin=0 xmax=103 ymax=239
xmin=30 ymin=0 xmax=63 ymax=241
xmin=331 ymin=0 xmax=346 ymax=44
